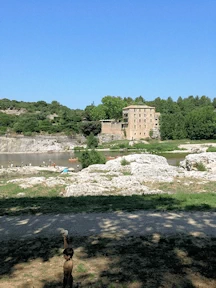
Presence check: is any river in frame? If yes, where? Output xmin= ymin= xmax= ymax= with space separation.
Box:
xmin=0 ymin=151 xmax=188 ymax=170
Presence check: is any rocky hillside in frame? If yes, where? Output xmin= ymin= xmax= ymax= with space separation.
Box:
xmin=0 ymin=135 xmax=82 ymax=153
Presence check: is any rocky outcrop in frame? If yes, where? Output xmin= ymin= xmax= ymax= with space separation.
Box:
xmin=0 ymin=135 xmax=83 ymax=153
xmin=4 ymin=152 xmax=216 ymax=197
xmin=65 ymin=154 xmax=179 ymax=196
xmin=180 ymin=152 xmax=216 ymax=172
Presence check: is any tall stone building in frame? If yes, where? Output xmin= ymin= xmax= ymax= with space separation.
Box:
xmin=100 ymin=105 xmax=160 ymax=140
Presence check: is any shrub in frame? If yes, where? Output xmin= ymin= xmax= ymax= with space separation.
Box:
xmin=207 ymin=146 xmax=216 ymax=152
xmin=78 ymin=150 xmax=106 ymax=168
xmin=121 ymin=158 xmax=130 ymax=166
xmin=87 ymin=133 xmax=99 ymax=148
xmin=194 ymin=162 xmax=207 ymax=171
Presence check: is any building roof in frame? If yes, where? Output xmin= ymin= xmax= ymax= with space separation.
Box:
xmin=99 ymin=119 xmax=115 ymax=122
xmin=123 ymin=105 xmax=155 ymax=110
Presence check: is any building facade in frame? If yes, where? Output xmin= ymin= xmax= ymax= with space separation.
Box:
xmin=100 ymin=105 xmax=160 ymax=140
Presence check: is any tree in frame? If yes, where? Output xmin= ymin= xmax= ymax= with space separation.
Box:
xmin=90 ymin=104 xmax=107 ymax=121
xmin=101 ymin=96 xmax=126 ymax=120
xmin=185 ymin=106 xmax=216 ymax=140
xmin=160 ymin=113 xmax=187 ymax=140
xmin=84 ymin=103 xmax=95 ymax=121
xmin=78 ymin=150 xmax=106 ymax=168
xmin=13 ymin=115 xmax=40 ymax=134
xmin=87 ymin=132 xmax=99 ymax=148
xmin=80 ymin=121 xmax=101 ymax=136
xmin=134 ymin=96 xmax=145 ymax=105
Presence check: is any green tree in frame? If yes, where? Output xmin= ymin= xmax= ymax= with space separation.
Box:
xmin=13 ymin=115 xmax=40 ymax=134
xmin=160 ymin=113 xmax=187 ymax=140
xmin=185 ymin=106 xmax=216 ymax=140
xmin=87 ymin=132 xmax=99 ymax=148
xmin=78 ymin=150 xmax=106 ymax=168
xmin=84 ymin=103 xmax=95 ymax=121
xmin=90 ymin=104 xmax=107 ymax=121
xmin=134 ymin=95 xmax=145 ymax=105
xmin=101 ymin=96 xmax=126 ymax=120
xmin=80 ymin=121 xmax=101 ymax=136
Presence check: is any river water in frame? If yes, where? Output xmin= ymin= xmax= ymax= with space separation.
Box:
xmin=0 ymin=151 xmax=188 ymax=169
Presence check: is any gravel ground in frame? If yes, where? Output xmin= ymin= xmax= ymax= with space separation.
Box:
xmin=1 ymin=211 xmax=216 ymax=240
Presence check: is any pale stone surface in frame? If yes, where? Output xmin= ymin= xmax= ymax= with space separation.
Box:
xmin=3 ymin=152 xmax=216 ymax=196
xmin=180 ymin=152 xmax=216 ymax=172
xmin=65 ymin=154 xmax=178 ymax=196
xmin=0 ymin=135 xmax=85 ymax=153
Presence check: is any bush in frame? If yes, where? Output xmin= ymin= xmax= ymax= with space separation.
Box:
xmin=194 ymin=162 xmax=207 ymax=171
xmin=87 ymin=133 xmax=99 ymax=148
xmin=207 ymin=146 xmax=216 ymax=152
xmin=121 ymin=158 xmax=130 ymax=166
xmin=78 ymin=150 xmax=106 ymax=168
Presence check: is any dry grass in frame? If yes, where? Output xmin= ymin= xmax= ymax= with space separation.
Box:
xmin=0 ymin=235 xmax=215 ymax=288
xmin=144 ymin=177 xmax=216 ymax=194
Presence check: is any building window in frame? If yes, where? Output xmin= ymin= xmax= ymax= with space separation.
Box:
xmin=150 ymin=119 xmax=152 ymax=122
xmin=134 ymin=109 xmax=136 ymax=112
xmin=139 ymin=119 xmax=141 ymax=122
xmin=144 ymin=119 xmax=146 ymax=122
xmin=134 ymin=125 xmax=136 ymax=128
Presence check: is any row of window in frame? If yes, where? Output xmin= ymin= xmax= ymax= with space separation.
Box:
xmin=134 ymin=109 xmax=154 ymax=112
xmin=134 ymin=132 xmax=146 ymax=135
xmin=134 ymin=119 xmax=153 ymax=123
xmin=134 ymin=113 xmax=153 ymax=117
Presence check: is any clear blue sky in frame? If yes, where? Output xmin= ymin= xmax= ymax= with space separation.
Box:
xmin=1 ymin=0 xmax=216 ymax=109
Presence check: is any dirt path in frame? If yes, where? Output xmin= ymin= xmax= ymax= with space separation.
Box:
xmin=1 ymin=211 xmax=216 ymax=240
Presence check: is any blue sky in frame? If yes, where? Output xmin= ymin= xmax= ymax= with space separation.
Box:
xmin=1 ymin=0 xmax=216 ymax=109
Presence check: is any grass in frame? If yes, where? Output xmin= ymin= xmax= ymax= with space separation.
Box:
xmin=194 ymin=162 xmax=207 ymax=171
xmin=0 ymin=234 xmax=216 ymax=287
xmin=120 ymin=158 xmax=130 ymax=166
xmin=207 ymin=146 xmax=216 ymax=152
xmin=0 ymin=179 xmax=216 ymax=215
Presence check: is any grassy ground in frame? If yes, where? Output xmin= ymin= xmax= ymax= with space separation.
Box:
xmin=97 ymin=139 xmax=216 ymax=151
xmin=1 ymin=168 xmax=216 ymax=287
xmin=0 ymin=177 xmax=216 ymax=215
xmin=0 ymin=234 xmax=215 ymax=288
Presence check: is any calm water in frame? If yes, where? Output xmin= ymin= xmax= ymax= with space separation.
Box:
xmin=0 ymin=151 xmax=188 ymax=169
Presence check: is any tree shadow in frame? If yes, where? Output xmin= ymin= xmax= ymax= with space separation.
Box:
xmin=0 ymin=234 xmax=216 ymax=288
xmin=1 ymin=194 xmax=216 ymax=287
xmin=0 ymin=194 xmax=206 ymax=216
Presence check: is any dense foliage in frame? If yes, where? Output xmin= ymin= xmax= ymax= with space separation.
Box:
xmin=0 ymin=94 xmax=216 ymax=140
xmin=78 ymin=150 xmax=106 ymax=168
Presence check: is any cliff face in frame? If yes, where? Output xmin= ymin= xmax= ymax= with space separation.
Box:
xmin=0 ymin=136 xmax=80 ymax=153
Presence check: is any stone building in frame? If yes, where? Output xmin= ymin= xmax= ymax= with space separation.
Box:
xmin=100 ymin=105 xmax=160 ymax=140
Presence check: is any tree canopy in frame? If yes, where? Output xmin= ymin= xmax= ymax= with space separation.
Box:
xmin=0 ymin=95 xmax=216 ymax=140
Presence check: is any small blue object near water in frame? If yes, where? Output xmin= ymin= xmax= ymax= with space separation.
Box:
xmin=61 ymin=167 xmax=69 ymax=173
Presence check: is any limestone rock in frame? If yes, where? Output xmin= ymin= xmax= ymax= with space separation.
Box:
xmin=180 ymin=152 xmax=216 ymax=172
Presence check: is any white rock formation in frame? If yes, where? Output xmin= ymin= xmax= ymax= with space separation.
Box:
xmin=65 ymin=154 xmax=179 ymax=197
xmin=180 ymin=152 xmax=216 ymax=172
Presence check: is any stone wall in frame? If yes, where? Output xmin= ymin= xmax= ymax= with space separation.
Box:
xmin=98 ymin=133 xmax=124 ymax=144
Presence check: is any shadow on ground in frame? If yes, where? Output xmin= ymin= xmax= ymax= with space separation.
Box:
xmin=0 ymin=234 xmax=216 ymax=288
xmin=0 ymin=194 xmax=215 ymax=216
